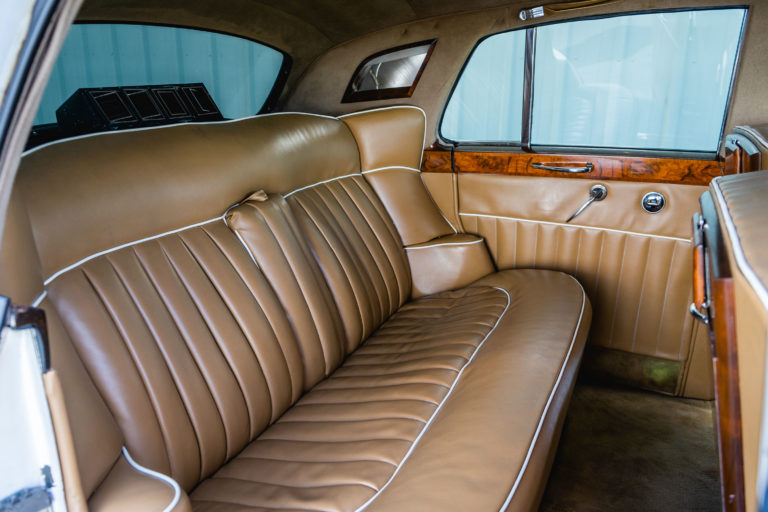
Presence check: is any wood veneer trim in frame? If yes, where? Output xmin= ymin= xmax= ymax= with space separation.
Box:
xmin=421 ymin=149 xmax=726 ymax=185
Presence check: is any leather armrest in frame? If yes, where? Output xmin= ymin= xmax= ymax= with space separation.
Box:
xmin=406 ymin=233 xmax=495 ymax=298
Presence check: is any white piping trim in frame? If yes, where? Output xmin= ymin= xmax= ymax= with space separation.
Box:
xmin=355 ymin=286 xmax=512 ymax=512
xmin=43 ymin=216 xmax=224 ymax=286
xmin=459 ymin=212 xmax=690 ymax=242
xmin=339 ymin=105 xmax=428 ymax=168
xmin=405 ymin=239 xmax=484 ymax=250
xmin=22 ymin=112 xmax=338 ymax=157
xmin=735 ymin=125 xmax=768 ymax=150
xmin=710 ymin=177 xmax=768 ymax=508
xmin=122 ymin=447 xmax=181 ymax=512
xmin=499 ymin=276 xmax=586 ymax=510
xmin=284 ymin=173 xmax=360 ymax=198
xmin=31 ymin=291 xmax=46 ymax=308
xmin=361 ymin=166 xmax=421 ymax=174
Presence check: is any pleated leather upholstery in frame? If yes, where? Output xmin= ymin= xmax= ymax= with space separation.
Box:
xmin=191 ymin=286 xmax=508 ymax=511
xmin=286 ymin=175 xmax=411 ymax=351
xmin=226 ymin=195 xmax=347 ymax=388
xmin=462 ymin=214 xmax=694 ymax=360
xmin=47 ymin=220 xmax=307 ymax=491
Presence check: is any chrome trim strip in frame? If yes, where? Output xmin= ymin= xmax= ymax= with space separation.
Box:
xmin=405 ymin=239 xmax=484 ymax=250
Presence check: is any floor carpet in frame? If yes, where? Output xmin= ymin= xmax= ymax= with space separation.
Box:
xmin=539 ymin=382 xmax=720 ymax=512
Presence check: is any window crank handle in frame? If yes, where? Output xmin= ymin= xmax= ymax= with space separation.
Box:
xmin=566 ymin=184 xmax=607 ymax=223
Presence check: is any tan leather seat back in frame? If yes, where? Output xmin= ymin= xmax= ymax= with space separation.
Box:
xmin=286 ymin=175 xmax=411 ymax=349
xmin=226 ymin=194 xmax=347 ymax=387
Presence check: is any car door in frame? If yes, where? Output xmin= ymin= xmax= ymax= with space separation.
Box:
xmin=419 ymin=7 xmax=748 ymax=398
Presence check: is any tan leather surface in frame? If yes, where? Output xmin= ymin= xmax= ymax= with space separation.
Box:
xmin=0 ymin=192 xmax=44 ymax=305
xmin=43 ymin=370 xmax=87 ymax=512
xmin=406 ymin=233 xmax=495 ymax=298
xmin=17 ymin=114 xmax=360 ymax=280
xmin=89 ymin=454 xmax=191 ymax=512
xmin=457 ymin=173 xmax=702 ymax=363
xmin=341 ymin=107 xmax=426 ymax=172
xmin=44 ymin=300 xmax=125 ymax=498
xmin=364 ymin=270 xmax=590 ymax=511
xmin=711 ymin=171 xmax=768 ymax=512
xmin=227 ymin=194 xmax=347 ymax=385
xmin=9 ymin=108 xmax=592 ymax=511
xmin=193 ymin=284 xmax=509 ymax=510
xmin=459 ymin=174 xmax=703 ymax=240
xmin=421 ymin=171 xmax=464 ymax=232
xmin=681 ymin=320 xmax=715 ymax=400
xmin=287 ymin=175 xmax=411 ymax=347
xmin=364 ymin=168 xmax=455 ymax=245
xmin=47 ymin=220 xmax=309 ymax=491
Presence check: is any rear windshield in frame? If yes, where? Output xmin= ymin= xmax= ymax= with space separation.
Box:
xmin=29 ymin=23 xmax=288 ymax=147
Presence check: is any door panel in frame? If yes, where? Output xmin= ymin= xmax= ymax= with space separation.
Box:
xmin=421 ymin=154 xmax=719 ymax=397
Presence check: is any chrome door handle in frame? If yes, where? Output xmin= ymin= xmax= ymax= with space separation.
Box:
xmin=531 ymin=162 xmax=594 ymax=173
xmin=566 ymin=184 xmax=607 ymax=223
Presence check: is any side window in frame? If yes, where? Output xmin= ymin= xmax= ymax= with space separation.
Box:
xmin=440 ymin=9 xmax=746 ymax=154
xmin=342 ymin=40 xmax=436 ymax=103
xmin=30 ymin=23 xmax=289 ymax=147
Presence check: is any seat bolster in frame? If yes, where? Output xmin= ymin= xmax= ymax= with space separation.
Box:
xmin=361 ymin=269 xmax=591 ymax=512
xmin=89 ymin=451 xmax=190 ymax=512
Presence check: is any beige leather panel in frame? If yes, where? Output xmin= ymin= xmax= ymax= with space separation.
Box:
xmin=421 ymin=171 xmax=463 ymax=232
xmin=457 ymin=174 xmax=703 ymax=362
xmin=711 ymin=172 xmax=768 ymax=512
xmin=364 ymin=168 xmax=455 ymax=245
xmin=89 ymin=454 xmax=190 ymax=512
xmin=17 ymin=114 xmax=360 ymax=280
xmin=287 ymin=176 xmax=411 ymax=348
xmin=459 ymin=174 xmax=703 ymax=240
xmin=48 ymin=220 xmax=304 ymax=491
xmin=462 ymin=213 xmax=694 ymax=361
xmin=227 ymin=194 xmax=347 ymax=385
xmin=341 ymin=107 xmax=426 ymax=171
xmin=406 ymin=233 xmax=495 ymax=298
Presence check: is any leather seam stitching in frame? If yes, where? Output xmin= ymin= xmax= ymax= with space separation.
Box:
xmin=354 ymin=286 xmax=511 ymax=511
xmin=498 ymin=275 xmax=587 ymax=510
xmin=459 ymin=212 xmax=690 ymax=242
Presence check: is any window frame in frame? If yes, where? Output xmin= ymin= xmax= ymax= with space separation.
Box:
xmin=437 ymin=6 xmax=749 ymax=159
xmin=54 ymin=21 xmax=293 ymax=117
xmin=341 ymin=39 xmax=437 ymax=103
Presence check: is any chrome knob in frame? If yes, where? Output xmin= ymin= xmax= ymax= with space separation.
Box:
xmin=642 ymin=192 xmax=665 ymax=213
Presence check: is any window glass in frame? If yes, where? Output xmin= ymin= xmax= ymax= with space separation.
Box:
xmin=441 ymin=30 xmax=525 ymax=142
xmin=343 ymin=40 xmax=436 ymax=102
xmin=532 ymin=10 xmax=745 ymax=151
xmin=439 ymin=9 xmax=745 ymax=153
xmin=34 ymin=23 xmax=285 ymax=125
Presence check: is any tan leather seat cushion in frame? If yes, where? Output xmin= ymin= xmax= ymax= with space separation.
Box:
xmin=191 ymin=270 xmax=590 ymax=511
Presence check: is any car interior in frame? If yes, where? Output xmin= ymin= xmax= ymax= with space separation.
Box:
xmin=0 ymin=0 xmax=767 ymax=511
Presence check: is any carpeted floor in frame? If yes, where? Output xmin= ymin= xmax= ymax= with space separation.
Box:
xmin=539 ymin=382 xmax=720 ymax=512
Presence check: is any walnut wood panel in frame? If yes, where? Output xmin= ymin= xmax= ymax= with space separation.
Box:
xmin=700 ymin=191 xmax=745 ymax=511
xmin=422 ymin=149 xmax=726 ymax=185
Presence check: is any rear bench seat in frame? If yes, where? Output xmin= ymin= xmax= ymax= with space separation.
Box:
xmin=5 ymin=107 xmax=591 ymax=511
